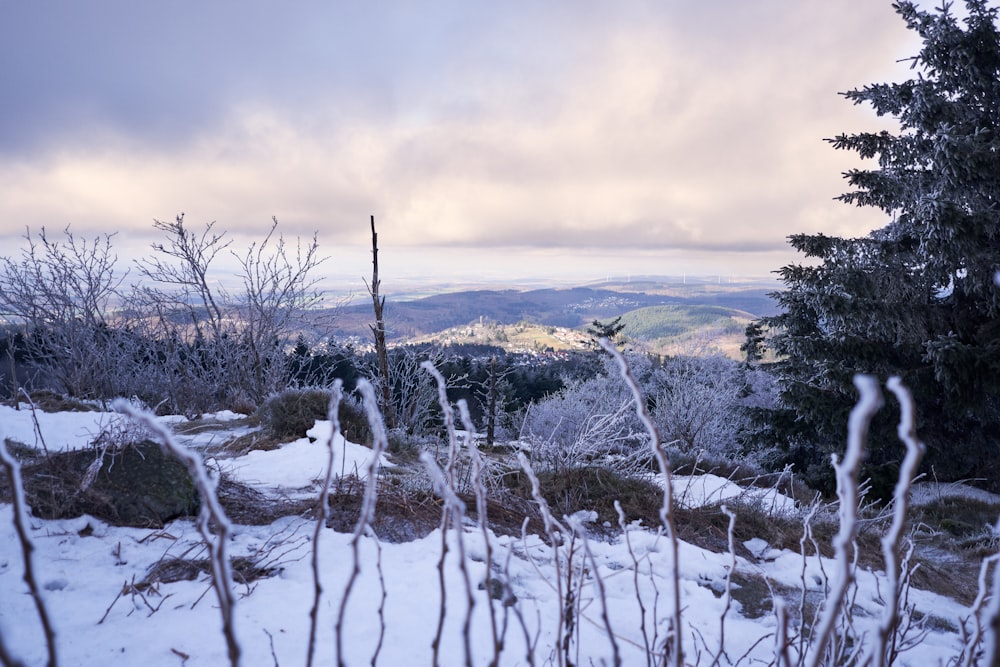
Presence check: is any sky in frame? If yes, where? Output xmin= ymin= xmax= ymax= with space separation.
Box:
xmin=0 ymin=1 xmax=930 ymax=288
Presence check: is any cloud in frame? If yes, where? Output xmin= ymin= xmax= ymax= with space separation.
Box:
xmin=0 ymin=1 xmax=918 ymax=275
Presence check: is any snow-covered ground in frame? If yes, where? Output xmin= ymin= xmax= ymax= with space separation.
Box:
xmin=0 ymin=404 xmax=978 ymax=665
xmin=671 ymin=473 xmax=797 ymax=515
xmin=218 ymin=420 xmax=394 ymax=495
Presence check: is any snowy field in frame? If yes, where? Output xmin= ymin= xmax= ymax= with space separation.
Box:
xmin=0 ymin=404 xmax=978 ymax=666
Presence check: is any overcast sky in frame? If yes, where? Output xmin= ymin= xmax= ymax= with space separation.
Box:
xmin=0 ymin=1 xmax=927 ymax=286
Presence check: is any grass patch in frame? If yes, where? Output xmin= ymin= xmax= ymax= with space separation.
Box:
xmin=2 ymin=437 xmax=42 ymax=463
xmin=506 ymin=466 xmax=664 ymax=528
xmin=214 ymin=473 xmax=315 ymax=525
xmin=324 ymin=475 xmax=539 ymax=543
xmin=141 ymin=555 xmax=279 ymax=589
xmin=212 ymin=429 xmax=288 ymax=456
xmin=2 ymin=441 xmax=199 ymax=528
xmin=13 ymin=390 xmax=98 ymax=413
xmin=913 ymin=496 xmax=1000 ymax=550
xmin=172 ymin=414 xmax=259 ymax=435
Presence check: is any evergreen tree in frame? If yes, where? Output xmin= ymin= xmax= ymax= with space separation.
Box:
xmin=587 ymin=316 xmax=627 ymax=349
xmin=747 ymin=0 xmax=1000 ymax=495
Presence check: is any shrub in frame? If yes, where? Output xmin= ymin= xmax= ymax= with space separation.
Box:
xmin=519 ymin=370 xmax=642 ymax=474
xmin=338 ymin=394 xmax=373 ymax=447
xmin=647 ymin=354 xmax=747 ymax=457
xmin=259 ymin=388 xmax=331 ymax=440
xmin=385 ymin=428 xmax=422 ymax=462
xmin=258 ymin=387 xmax=373 ymax=445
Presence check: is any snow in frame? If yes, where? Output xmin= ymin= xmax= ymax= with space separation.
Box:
xmin=0 ymin=403 xmax=128 ymax=452
xmin=219 ymin=429 xmax=393 ymax=494
xmin=672 ymin=473 xmax=798 ymax=514
xmin=0 ymin=406 xmax=975 ymax=665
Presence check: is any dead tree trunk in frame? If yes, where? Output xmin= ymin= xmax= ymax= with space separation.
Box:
xmin=474 ymin=354 xmax=511 ymax=447
xmin=7 ymin=338 xmax=19 ymax=410
xmin=366 ymin=216 xmax=396 ymax=429
xmin=486 ymin=355 xmax=498 ymax=446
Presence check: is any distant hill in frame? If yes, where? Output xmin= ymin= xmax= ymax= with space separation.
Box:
xmin=321 ymin=280 xmax=779 ymax=357
xmin=617 ymin=304 xmax=756 ymax=357
xmin=619 ymin=304 xmax=754 ymax=339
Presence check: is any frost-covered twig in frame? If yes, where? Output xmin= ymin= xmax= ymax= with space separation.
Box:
xmin=422 ymin=451 xmax=475 ymax=667
xmin=709 ymin=505 xmax=737 ymax=667
xmin=570 ymin=531 xmax=585 ymax=667
xmin=334 ymin=380 xmax=388 ymax=667
xmin=421 ymin=361 xmax=467 ymax=666
xmin=0 ymin=435 xmax=57 ymax=667
xmin=457 ymin=398 xmax=504 ymax=667
xmin=366 ymin=525 xmax=388 ymax=667
xmin=568 ymin=512 xmax=621 ymax=667
xmin=514 ymin=517 xmax=540 ymax=667
xmin=518 ymin=453 xmax=569 ymax=667
xmin=982 ymin=516 xmax=1000 ymax=666
xmin=19 ymin=389 xmax=52 ymax=459
xmin=422 ymin=379 xmax=484 ymax=666
xmin=600 ymin=338 xmax=683 ymax=667
xmin=307 ymin=379 xmax=343 ymax=667
xmin=959 ymin=553 xmax=1000 ymax=667
xmin=796 ymin=499 xmax=824 ymax=663
xmin=113 ymin=399 xmax=241 ymax=667
xmin=804 ymin=375 xmax=882 ymax=667
xmin=872 ymin=377 xmax=925 ymax=666
xmin=615 ymin=500 xmax=653 ymax=666
xmin=774 ymin=599 xmax=792 ymax=667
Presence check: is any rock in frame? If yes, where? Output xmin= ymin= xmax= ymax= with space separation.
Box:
xmin=21 ymin=440 xmax=199 ymax=527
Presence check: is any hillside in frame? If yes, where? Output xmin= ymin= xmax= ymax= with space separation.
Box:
xmin=618 ymin=304 xmax=757 ymax=357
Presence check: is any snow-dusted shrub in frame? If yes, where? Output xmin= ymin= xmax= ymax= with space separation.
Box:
xmin=515 ymin=352 xmax=687 ymax=476
xmin=337 ymin=393 xmax=374 ymax=448
xmin=259 ymin=387 xmax=331 ymax=439
xmin=519 ymin=369 xmax=643 ymax=474
xmin=647 ymin=353 xmax=747 ymax=457
xmin=0 ymin=227 xmax=126 ymax=400
xmin=259 ymin=387 xmax=371 ymax=444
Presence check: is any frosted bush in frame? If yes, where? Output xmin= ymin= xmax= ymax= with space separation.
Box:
xmin=520 ymin=353 xmax=650 ymax=473
xmin=647 ymin=354 xmax=747 ymax=457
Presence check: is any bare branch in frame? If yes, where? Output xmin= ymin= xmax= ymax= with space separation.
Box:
xmin=307 ymin=380 xmax=343 ymax=667
xmin=599 ymin=337 xmax=683 ymax=667
xmin=366 ymin=216 xmax=395 ymax=429
xmin=0 ymin=437 xmax=58 ymax=667
xmin=873 ymin=377 xmax=926 ymax=665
